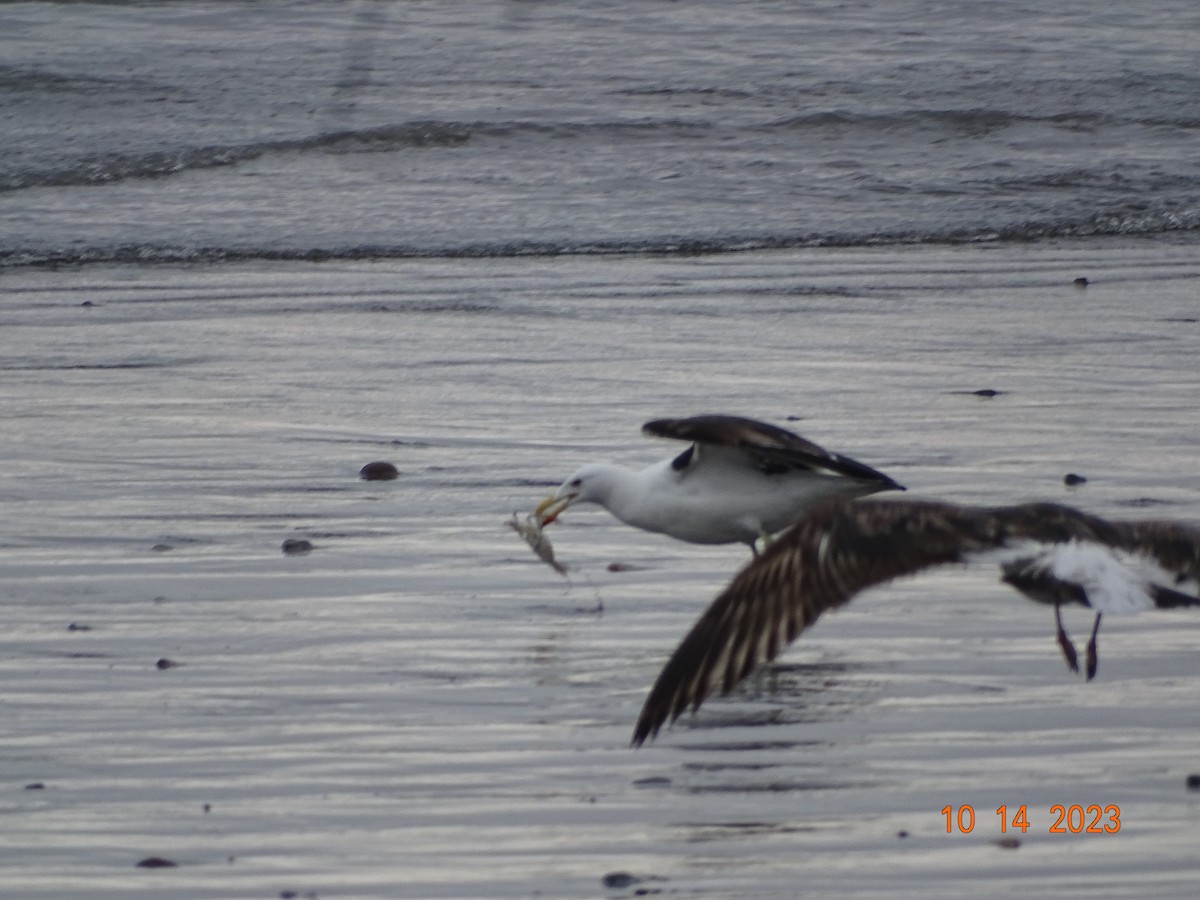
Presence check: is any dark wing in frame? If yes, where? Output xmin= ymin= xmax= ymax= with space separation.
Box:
xmin=630 ymin=498 xmax=1200 ymax=746
xmin=1110 ymin=519 xmax=1200 ymax=586
xmin=642 ymin=414 xmax=902 ymax=488
xmin=631 ymin=498 xmax=1004 ymax=746
xmin=643 ymin=414 xmax=833 ymax=453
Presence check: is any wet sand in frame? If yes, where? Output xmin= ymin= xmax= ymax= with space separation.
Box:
xmin=2 ymin=238 xmax=1198 ymax=897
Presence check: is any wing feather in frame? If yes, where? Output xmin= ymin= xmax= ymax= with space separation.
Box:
xmin=643 ymin=415 xmax=903 ymax=489
xmin=632 ymin=499 xmax=987 ymax=745
xmin=631 ymin=498 xmax=1200 ymax=746
xmin=1111 ymin=520 xmax=1200 ymax=585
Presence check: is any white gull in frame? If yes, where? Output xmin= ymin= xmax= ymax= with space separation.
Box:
xmin=537 ymin=414 xmax=902 ymax=555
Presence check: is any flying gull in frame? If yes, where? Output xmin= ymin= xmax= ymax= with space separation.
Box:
xmin=536 ymin=415 xmax=902 ymax=554
xmin=632 ymin=497 xmax=1200 ymax=746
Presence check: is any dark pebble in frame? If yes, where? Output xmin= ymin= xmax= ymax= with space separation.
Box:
xmin=633 ymin=776 xmax=672 ymax=788
xmin=282 ymin=539 xmax=314 ymax=556
xmin=1073 ymin=277 xmax=1089 ymax=287
xmin=995 ymin=837 xmax=1022 ymax=850
xmin=1064 ymin=473 xmax=1088 ymax=486
xmin=972 ymin=389 xmax=1002 ymax=398
xmin=1186 ymin=773 xmax=1200 ymax=791
xmin=359 ymin=461 xmax=399 ymax=481
xmin=152 ymin=543 xmax=173 ymax=552
xmin=896 ymin=829 xmax=909 ymax=838
xmin=601 ymin=872 xmax=641 ymax=889
xmin=25 ymin=782 xmax=45 ymax=790
xmin=135 ymin=856 xmax=177 ymax=868
xmin=81 ymin=300 xmax=94 ymax=307
xmin=203 ymin=803 xmax=211 ymax=813
xmin=156 ymin=658 xmax=178 ymax=670
xmin=67 ymin=623 xmax=92 ymax=632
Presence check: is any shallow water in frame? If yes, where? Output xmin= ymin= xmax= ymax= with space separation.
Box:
xmin=2 ymin=239 xmax=1199 ymax=898
xmin=4 ymin=1 xmax=1199 ymax=265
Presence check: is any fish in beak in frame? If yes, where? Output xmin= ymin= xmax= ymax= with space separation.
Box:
xmin=534 ymin=492 xmax=573 ymax=526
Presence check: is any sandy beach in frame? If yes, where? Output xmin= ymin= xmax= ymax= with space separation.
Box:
xmin=2 ymin=238 xmax=1199 ymax=898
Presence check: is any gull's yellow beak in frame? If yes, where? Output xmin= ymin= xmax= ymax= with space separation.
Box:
xmin=534 ymin=493 xmax=572 ymax=525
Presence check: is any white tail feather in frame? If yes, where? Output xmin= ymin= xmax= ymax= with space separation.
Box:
xmin=1041 ymin=542 xmax=1155 ymax=615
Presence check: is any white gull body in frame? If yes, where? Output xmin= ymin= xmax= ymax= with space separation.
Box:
xmin=541 ymin=415 xmax=902 ymax=552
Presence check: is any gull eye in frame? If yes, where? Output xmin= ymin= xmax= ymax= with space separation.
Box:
xmin=569 ymin=477 xmax=583 ymax=487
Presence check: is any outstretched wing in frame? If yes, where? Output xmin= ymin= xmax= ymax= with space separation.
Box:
xmin=631 ymin=499 xmax=1000 ymax=745
xmin=631 ymin=498 xmax=1200 ymax=746
xmin=642 ymin=414 xmax=902 ymax=487
xmin=1111 ymin=519 xmax=1200 ymax=588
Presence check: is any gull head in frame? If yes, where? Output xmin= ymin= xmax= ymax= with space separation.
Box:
xmin=535 ymin=463 xmax=616 ymax=524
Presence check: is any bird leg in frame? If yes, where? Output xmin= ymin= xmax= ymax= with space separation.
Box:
xmin=1084 ymin=612 xmax=1102 ymax=681
xmin=1054 ymin=602 xmax=1080 ymax=674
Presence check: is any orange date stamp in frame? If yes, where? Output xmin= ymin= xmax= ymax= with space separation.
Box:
xmin=941 ymin=804 xmax=1121 ymax=834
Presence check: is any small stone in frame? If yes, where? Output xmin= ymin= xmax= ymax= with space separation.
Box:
xmin=282 ymin=539 xmax=314 ymax=556
xmin=135 ymin=856 xmax=177 ymax=868
xmin=25 ymin=782 xmax=45 ymax=790
xmin=359 ymin=461 xmax=399 ymax=481
xmin=1185 ymin=773 xmax=1200 ymax=791
xmin=896 ymin=829 xmax=909 ymax=838
xmin=972 ymin=389 xmax=1002 ymax=398
xmin=1064 ymin=473 xmax=1087 ymax=486
xmin=155 ymin=658 xmax=178 ymax=670
xmin=81 ymin=300 xmax=94 ymax=307
xmin=1073 ymin=277 xmax=1089 ymax=287
xmin=601 ymin=872 xmax=641 ymax=889
xmin=995 ymin=837 xmax=1021 ymax=850
xmin=67 ymin=623 xmax=92 ymax=632
xmin=152 ymin=543 xmax=173 ymax=552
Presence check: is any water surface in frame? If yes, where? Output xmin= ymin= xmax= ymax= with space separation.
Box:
xmin=2 ymin=240 xmax=1198 ymax=897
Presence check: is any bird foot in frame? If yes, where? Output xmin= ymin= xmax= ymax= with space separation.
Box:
xmin=1055 ymin=604 xmax=1080 ymax=674
xmin=1057 ymin=630 xmax=1080 ymax=674
xmin=1084 ymin=613 xmax=1102 ymax=681
xmin=1055 ymin=606 xmax=1102 ymax=680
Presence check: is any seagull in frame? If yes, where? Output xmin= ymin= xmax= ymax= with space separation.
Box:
xmin=631 ymin=497 xmax=1200 ymax=746
xmin=536 ymin=415 xmax=903 ymax=554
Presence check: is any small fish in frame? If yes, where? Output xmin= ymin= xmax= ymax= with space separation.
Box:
xmin=508 ymin=510 xmax=568 ymax=575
